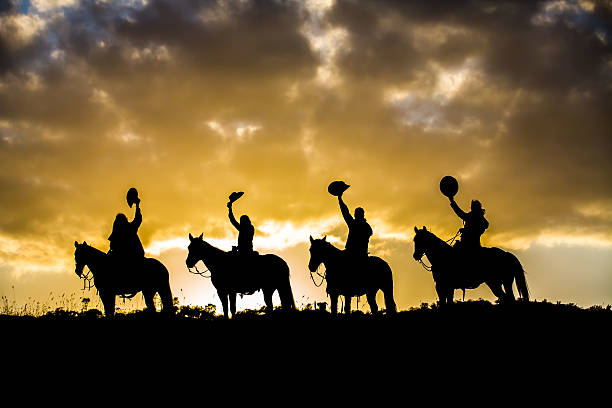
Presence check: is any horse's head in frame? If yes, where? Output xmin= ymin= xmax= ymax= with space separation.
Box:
xmin=308 ymin=235 xmax=329 ymax=272
xmin=413 ymin=226 xmax=429 ymax=261
xmin=186 ymin=233 xmax=204 ymax=268
xmin=74 ymin=240 xmax=88 ymax=277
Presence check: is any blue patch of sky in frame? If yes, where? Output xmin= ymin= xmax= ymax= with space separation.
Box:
xmin=19 ymin=0 xmax=30 ymax=14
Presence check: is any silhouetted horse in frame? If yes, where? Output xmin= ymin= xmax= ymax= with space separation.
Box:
xmin=308 ymin=236 xmax=396 ymax=314
xmin=74 ymin=241 xmax=174 ymax=316
xmin=412 ymin=227 xmax=529 ymax=306
xmin=186 ymin=233 xmax=295 ymax=318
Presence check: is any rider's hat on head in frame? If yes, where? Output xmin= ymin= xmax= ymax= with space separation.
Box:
xmin=354 ymin=207 xmax=365 ymax=220
xmin=114 ymin=213 xmax=128 ymax=227
xmin=471 ymin=200 xmax=484 ymax=213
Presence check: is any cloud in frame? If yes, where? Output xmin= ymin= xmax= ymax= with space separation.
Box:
xmin=1 ymin=0 xmax=611 ymax=306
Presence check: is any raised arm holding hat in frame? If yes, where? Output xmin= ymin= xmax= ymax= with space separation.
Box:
xmin=333 ymin=183 xmax=372 ymax=258
xmin=449 ymin=198 xmax=489 ymax=249
xmin=108 ymin=188 xmax=145 ymax=267
xmin=227 ymin=192 xmax=254 ymax=253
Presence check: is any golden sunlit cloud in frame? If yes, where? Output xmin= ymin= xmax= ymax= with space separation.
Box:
xmin=1 ymin=0 xmax=610 ymax=309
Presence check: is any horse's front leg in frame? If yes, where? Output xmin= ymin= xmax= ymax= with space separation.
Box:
xmin=229 ymin=292 xmax=237 ymax=317
xmin=219 ymin=291 xmax=229 ymax=319
xmin=435 ymin=284 xmax=446 ymax=307
xmin=344 ymin=295 xmax=351 ymax=314
xmin=330 ymin=293 xmax=338 ymax=315
xmin=100 ymin=290 xmax=116 ymax=317
xmin=436 ymin=284 xmax=452 ymax=308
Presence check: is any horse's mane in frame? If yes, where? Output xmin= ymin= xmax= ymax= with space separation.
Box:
xmin=314 ymin=238 xmax=343 ymax=254
xmin=199 ymin=239 xmax=228 ymax=255
xmin=420 ymin=229 xmax=452 ymax=251
xmin=83 ymin=243 xmax=108 ymax=258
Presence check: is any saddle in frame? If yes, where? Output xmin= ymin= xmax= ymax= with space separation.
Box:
xmin=451 ymin=244 xmax=490 ymax=288
xmin=107 ymin=251 xmax=146 ymax=293
xmin=228 ymin=249 xmax=261 ymax=295
xmin=336 ymin=251 xmax=370 ymax=295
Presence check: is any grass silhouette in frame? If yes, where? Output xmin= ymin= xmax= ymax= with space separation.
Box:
xmin=1 ymin=299 xmax=608 ymax=385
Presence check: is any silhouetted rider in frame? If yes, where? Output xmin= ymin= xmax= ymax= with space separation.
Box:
xmin=108 ymin=199 xmax=145 ymax=266
xmin=228 ymin=201 xmax=254 ymax=253
xmin=338 ymin=193 xmax=372 ymax=258
xmin=449 ymin=198 xmax=489 ymax=249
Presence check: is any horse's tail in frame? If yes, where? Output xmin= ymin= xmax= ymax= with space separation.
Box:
xmin=512 ymin=257 xmax=529 ymax=301
xmin=270 ymin=255 xmax=295 ymax=309
xmin=384 ymin=266 xmax=397 ymax=314
xmin=147 ymin=257 xmax=174 ymax=312
xmin=371 ymin=256 xmax=397 ymax=313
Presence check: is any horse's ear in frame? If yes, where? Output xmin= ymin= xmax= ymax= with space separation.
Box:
xmin=189 ymin=233 xmax=194 ymax=241
xmin=423 ymin=226 xmax=427 ymax=231
xmin=310 ymin=235 xmax=314 ymax=243
xmin=198 ymin=233 xmax=203 ymax=240
xmin=74 ymin=241 xmax=79 ymax=248
xmin=414 ymin=226 xmax=418 ymax=233
xmin=323 ymin=235 xmax=327 ymax=241
xmin=82 ymin=241 xmax=87 ymax=245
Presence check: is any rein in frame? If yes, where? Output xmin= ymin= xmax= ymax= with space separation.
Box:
xmin=418 ymin=258 xmax=433 ymax=272
xmin=188 ymin=264 xmax=212 ymax=278
xmin=445 ymin=229 xmax=462 ymax=246
xmin=309 ymin=264 xmax=326 ymax=287
xmin=80 ymin=267 xmax=95 ymax=291
xmin=416 ymin=229 xmax=461 ymax=272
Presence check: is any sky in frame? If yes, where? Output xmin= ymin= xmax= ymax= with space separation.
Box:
xmin=1 ymin=0 xmax=611 ymax=313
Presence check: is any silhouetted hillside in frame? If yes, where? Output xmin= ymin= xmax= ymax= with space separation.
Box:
xmin=3 ymin=299 xmax=609 ymax=392
xmin=2 ymin=300 xmax=609 ymax=361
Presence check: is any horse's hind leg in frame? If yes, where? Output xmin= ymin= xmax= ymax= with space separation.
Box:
xmin=158 ymin=281 xmax=174 ymax=313
xmin=219 ymin=291 xmax=229 ymax=319
xmin=143 ymin=289 xmax=156 ymax=312
xmin=229 ymin=292 xmax=237 ymax=317
xmin=503 ymin=279 xmax=516 ymax=302
xmin=263 ymin=289 xmax=274 ymax=312
xmin=366 ymin=292 xmax=378 ymax=314
xmin=382 ymin=281 xmax=397 ymax=313
xmin=278 ymin=278 xmax=296 ymax=310
xmin=486 ymin=281 xmax=507 ymax=303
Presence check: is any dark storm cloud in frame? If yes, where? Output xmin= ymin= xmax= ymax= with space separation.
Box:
xmin=323 ymin=0 xmax=612 ymax=240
